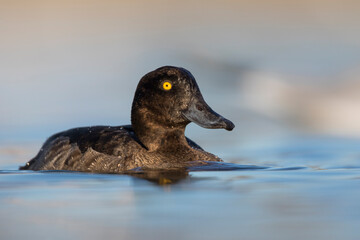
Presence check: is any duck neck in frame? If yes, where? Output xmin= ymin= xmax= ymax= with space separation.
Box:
xmin=131 ymin=108 xmax=189 ymax=152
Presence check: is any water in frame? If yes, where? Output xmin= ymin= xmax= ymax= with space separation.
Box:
xmin=1 ymin=137 xmax=359 ymax=240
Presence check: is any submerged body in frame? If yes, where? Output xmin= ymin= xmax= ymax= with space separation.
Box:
xmin=20 ymin=66 xmax=234 ymax=173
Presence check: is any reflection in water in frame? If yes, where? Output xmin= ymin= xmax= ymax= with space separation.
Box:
xmin=125 ymin=161 xmax=268 ymax=185
xmin=126 ymin=168 xmax=189 ymax=185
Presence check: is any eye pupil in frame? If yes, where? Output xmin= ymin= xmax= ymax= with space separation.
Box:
xmin=163 ymin=82 xmax=172 ymax=90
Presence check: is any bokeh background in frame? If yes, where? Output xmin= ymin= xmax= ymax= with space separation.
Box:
xmin=2 ymin=3 xmax=360 ymax=239
xmin=1 ymin=0 xmax=360 ymax=155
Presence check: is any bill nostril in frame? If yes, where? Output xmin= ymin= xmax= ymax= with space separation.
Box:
xmin=196 ymin=104 xmax=204 ymax=111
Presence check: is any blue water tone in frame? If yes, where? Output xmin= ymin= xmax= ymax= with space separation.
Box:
xmin=1 ymin=137 xmax=360 ymax=240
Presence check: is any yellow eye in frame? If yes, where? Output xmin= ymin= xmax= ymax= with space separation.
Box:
xmin=163 ymin=81 xmax=172 ymax=90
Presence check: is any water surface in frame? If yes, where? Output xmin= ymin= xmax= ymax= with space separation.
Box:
xmin=1 ymin=137 xmax=359 ymax=240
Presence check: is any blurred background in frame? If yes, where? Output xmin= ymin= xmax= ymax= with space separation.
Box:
xmin=1 ymin=0 xmax=360 ymax=156
xmin=2 ymin=3 xmax=360 ymax=239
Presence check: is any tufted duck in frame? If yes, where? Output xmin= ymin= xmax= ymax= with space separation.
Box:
xmin=20 ymin=66 xmax=234 ymax=173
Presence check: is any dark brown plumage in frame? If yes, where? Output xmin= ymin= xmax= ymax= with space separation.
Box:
xmin=20 ymin=66 xmax=234 ymax=173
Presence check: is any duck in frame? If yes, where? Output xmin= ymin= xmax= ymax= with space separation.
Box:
xmin=19 ymin=66 xmax=235 ymax=173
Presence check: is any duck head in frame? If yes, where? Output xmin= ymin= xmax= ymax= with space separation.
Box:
xmin=131 ymin=66 xmax=235 ymax=151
